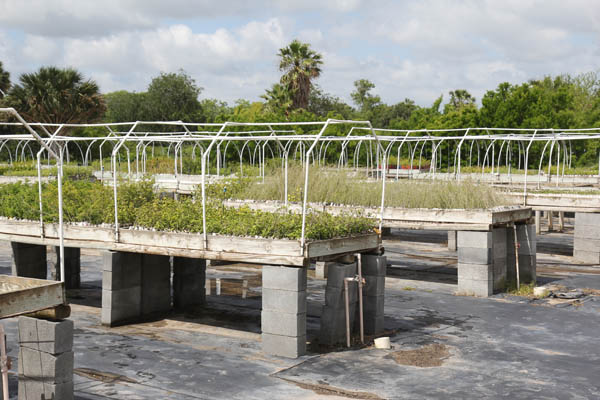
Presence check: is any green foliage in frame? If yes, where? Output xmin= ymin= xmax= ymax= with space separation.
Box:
xmin=145 ymin=70 xmax=203 ymax=122
xmin=4 ymin=66 xmax=106 ymax=129
xmin=0 ymin=180 xmax=374 ymax=240
xmin=278 ymin=39 xmax=323 ymax=110
xmin=351 ymin=79 xmax=381 ymax=114
xmin=229 ymin=165 xmax=507 ymax=209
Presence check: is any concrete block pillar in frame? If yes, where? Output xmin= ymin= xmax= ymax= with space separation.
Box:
xmin=507 ymin=224 xmax=537 ymax=284
xmin=380 ymin=227 xmax=392 ymax=237
xmin=262 ymin=265 xmax=307 ymax=358
xmin=574 ymin=212 xmax=600 ymax=264
xmin=11 ymin=242 xmax=47 ymax=279
xmin=315 ymin=261 xmax=334 ymax=279
xmin=173 ymin=257 xmax=206 ymax=309
xmin=18 ymin=316 xmax=74 ymax=400
xmin=49 ymin=247 xmax=81 ymax=289
xmin=491 ymin=227 xmax=508 ymax=292
xmin=140 ymin=254 xmax=171 ymax=315
xmin=360 ymin=255 xmax=386 ymax=335
xmin=102 ymin=251 xmax=142 ymax=326
xmin=320 ymin=262 xmax=357 ymax=346
xmin=447 ymin=231 xmax=457 ymax=251
xmin=457 ymin=231 xmax=493 ymax=297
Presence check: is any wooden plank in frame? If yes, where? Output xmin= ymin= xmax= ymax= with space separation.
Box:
xmin=306 ymin=234 xmax=380 ymax=258
xmin=0 ymin=275 xmax=64 ymax=319
xmin=383 ymin=221 xmax=492 ymax=231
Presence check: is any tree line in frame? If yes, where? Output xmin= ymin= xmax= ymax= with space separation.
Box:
xmin=1 ymin=39 xmax=600 ymax=166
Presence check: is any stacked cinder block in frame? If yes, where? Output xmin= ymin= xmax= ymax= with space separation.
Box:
xmin=49 ymin=246 xmax=81 ymax=289
xmin=140 ymin=254 xmax=171 ymax=315
xmin=507 ymin=224 xmax=537 ymax=284
xmin=574 ymin=212 xmax=600 ymax=264
xmin=491 ymin=227 xmax=508 ymax=292
xmin=320 ymin=262 xmax=357 ymax=346
xmin=102 ymin=251 xmax=142 ymax=326
xmin=314 ymin=261 xmax=333 ymax=279
xmin=360 ymin=255 xmax=386 ymax=335
xmin=102 ymin=252 xmax=172 ymax=326
xmin=173 ymin=257 xmax=206 ymax=309
xmin=17 ymin=317 xmax=74 ymax=400
xmin=457 ymin=231 xmax=494 ymax=297
xmin=261 ymin=265 xmax=307 ymax=358
xmin=11 ymin=242 xmax=47 ymax=279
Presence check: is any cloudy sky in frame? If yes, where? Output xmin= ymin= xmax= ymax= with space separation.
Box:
xmin=1 ymin=0 xmax=599 ymax=106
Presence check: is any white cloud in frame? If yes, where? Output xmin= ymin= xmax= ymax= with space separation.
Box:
xmin=1 ymin=0 xmax=600 ymax=108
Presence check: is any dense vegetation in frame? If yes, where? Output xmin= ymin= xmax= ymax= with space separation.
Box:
xmin=0 ymin=180 xmax=374 ymax=240
xmin=210 ymin=166 xmax=508 ymax=209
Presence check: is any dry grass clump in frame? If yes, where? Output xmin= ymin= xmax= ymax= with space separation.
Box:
xmin=235 ymin=166 xmax=508 ymax=209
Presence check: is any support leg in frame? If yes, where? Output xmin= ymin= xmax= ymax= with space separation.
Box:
xmin=574 ymin=212 xmax=600 ymax=264
xmin=262 ymin=266 xmax=307 ymax=358
xmin=11 ymin=243 xmax=46 ymax=280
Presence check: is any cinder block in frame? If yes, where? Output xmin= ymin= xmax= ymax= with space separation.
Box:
xmin=315 ymin=261 xmax=332 ymax=279
xmin=18 ymin=378 xmax=74 ymax=400
xmin=18 ymin=378 xmax=45 ymax=400
xmin=320 ymin=305 xmax=355 ymax=345
xmin=573 ymin=237 xmax=600 ymax=253
xmin=458 ymin=263 xmax=493 ymax=281
xmin=101 ymin=287 xmax=141 ymax=325
xmin=262 ymin=266 xmax=307 ymax=291
xmin=173 ymin=257 xmax=206 ymax=309
xmin=18 ymin=317 xmax=73 ymax=355
xmin=11 ymin=242 xmax=47 ymax=279
xmin=574 ymin=224 xmax=600 ymax=240
xmin=324 ymin=285 xmax=357 ymax=309
xmin=573 ymin=249 xmax=600 ymax=264
xmin=363 ymin=275 xmax=385 ymax=297
xmin=575 ymin=212 xmax=600 ymax=228
xmin=361 ymin=255 xmax=387 ymax=277
xmin=381 ymin=227 xmax=392 ymax=236
xmin=492 ymin=257 xmax=507 ymax=292
xmin=458 ymin=247 xmax=493 ymax=265
xmin=102 ymin=251 xmax=141 ymax=272
xmin=262 ymin=333 xmax=306 ymax=358
xmin=362 ymin=314 xmax=384 ymax=335
xmin=447 ymin=230 xmax=457 ymax=251
xmin=19 ymin=348 xmax=73 ymax=384
xmin=516 ymin=224 xmax=536 ymax=255
xmin=325 ymin=263 xmax=357 ymax=289
xmin=141 ymin=254 xmax=171 ymax=314
xmin=262 ymin=288 xmax=306 ymax=313
xmin=43 ymin=381 xmax=74 ymax=400
xmin=457 ymin=231 xmax=492 ymax=249
xmin=361 ymin=295 xmax=384 ymax=318
xmin=457 ymin=278 xmax=493 ymax=297
xmin=261 ymin=311 xmax=306 ymax=337
xmin=49 ymin=247 xmax=81 ymax=289
xmin=492 ymin=227 xmax=507 ymax=257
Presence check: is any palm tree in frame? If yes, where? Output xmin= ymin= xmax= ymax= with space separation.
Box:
xmin=0 ymin=61 xmax=9 ymax=98
xmin=261 ymin=83 xmax=293 ymax=117
xmin=5 ymin=66 xmax=106 ymax=132
xmin=277 ymin=40 xmax=323 ymax=110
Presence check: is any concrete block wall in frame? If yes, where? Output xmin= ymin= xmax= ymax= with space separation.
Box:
xmin=360 ymin=255 xmax=386 ymax=335
xmin=140 ymin=254 xmax=171 ymax=315
xmin=320 ymin=262 xmax=357 ymax=346
xmin=262 ymin=265 xmax=307 ymax=358
xmin=173 ymin=257 xmax=206 ymax=309
xmin=18 ymin=316 xmax=74 ymax=400
xmin=512 ymin=224 xmax=537 ymax=284
xmin=11 ymin=242 xmax=47 ymax=279
xmin=49 ymin=246 xmax=81 ymax=289
xmin=574 ymin=212 xmax=600 ymax=264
